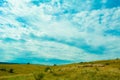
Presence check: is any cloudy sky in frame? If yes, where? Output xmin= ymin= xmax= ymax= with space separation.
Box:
xmin=0 ymin=0 xmax=120 ymax=65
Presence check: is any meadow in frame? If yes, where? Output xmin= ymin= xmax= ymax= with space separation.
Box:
xmin=0 ymin=59 xmax=120 ymax=80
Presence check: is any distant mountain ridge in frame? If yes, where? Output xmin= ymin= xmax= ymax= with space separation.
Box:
xmin=0 ymin=62 xmax=18 ymax=64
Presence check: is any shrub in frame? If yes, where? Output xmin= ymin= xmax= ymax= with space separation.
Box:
xmin=9 ymin=69 xmax=14 ymax=73
xmin=79 ymin=62 xmax=83 ymax=64
xmin=116 ymin=58 xmax=119 ymax=60
xmin=118 ymin=68 xmax=120 ymax=70
xmin=95 ymin=67 xmax=99 ymax=71
xmin=34 ymin=73 xmax=45 ymax=80
xmin=105 ymin=63 xmax=110 ymax=65
xmin=0 ymin=68 xmax=6 ymax=71
xmin=27 ymin=62 xmax=30 ymax=64
xmin=44 ymin=67 xmax=51 ymax=72
xmin=52 ymin=72 xmax=61 ymax=76
xmin=58 ymin=69 xmax=61 ymax=71
xmin=53 ymin=64 xmax=57 ymax=66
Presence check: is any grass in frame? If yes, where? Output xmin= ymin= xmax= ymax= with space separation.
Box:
xmin=0 ymin=59 xmax=120 ymax=80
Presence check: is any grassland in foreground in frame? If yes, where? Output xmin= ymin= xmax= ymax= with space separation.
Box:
xmin=0 ymin=59 xmax=120 ymax=80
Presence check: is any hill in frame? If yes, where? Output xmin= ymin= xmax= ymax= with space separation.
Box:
xmin=0 ymin=62 xmax=18 ymax=64
xmin=0 ymin=59 xmax=120 ymax=80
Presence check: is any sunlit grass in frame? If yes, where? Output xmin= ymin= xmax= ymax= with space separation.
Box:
xmin=0 ymin=59 xmax=120 ymax=80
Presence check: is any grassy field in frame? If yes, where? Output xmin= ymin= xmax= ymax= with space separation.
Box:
xmin=0 ymin=59 xmax=120 ymax=80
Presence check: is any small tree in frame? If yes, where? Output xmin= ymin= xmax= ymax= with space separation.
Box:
xmin=105 ymin=63 xmax=109 ymax=65
xmin=116 ymin=58 xmax=119 ymax=60
xmin=53 ymin=64 xmax=57 ymax=66
xmin=79 ymin=62 xmax=83 ymax=64
xmin=27 ymin=62 xmax=30 ymax=64
xmin=44 ymin=67 xmax=51 ymax=72
xmin=9 ymin=69 xmax=14 ymax=73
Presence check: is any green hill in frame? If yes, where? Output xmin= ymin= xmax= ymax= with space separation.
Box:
xmin=0 ymin=59 xmax=120 ymax=80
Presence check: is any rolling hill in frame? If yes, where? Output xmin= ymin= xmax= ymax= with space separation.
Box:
xmin=0 ymin=59 xmax=120 ymax=80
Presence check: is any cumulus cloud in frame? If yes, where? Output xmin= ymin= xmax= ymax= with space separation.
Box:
xmin=0 ymin=0 xmax=120 ymax=64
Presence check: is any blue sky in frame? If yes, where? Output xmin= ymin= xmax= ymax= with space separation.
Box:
xmin=0 ymin=0 xmax=120 ymax=65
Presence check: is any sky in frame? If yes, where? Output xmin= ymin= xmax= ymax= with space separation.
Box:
xmin=0 ymin=0 xmax=120 ymax=65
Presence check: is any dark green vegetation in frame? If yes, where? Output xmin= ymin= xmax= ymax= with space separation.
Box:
xmin=0 ymin=59 xmax=120 ymax=80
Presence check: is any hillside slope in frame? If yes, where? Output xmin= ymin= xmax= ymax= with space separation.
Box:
xmin=0 ymin=59 xmax=120 ymax=80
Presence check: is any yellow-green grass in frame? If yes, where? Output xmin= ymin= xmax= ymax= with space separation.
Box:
xmin=0 ymin=59 xmax=120 ymax=80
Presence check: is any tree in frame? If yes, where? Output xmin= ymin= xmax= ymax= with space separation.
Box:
xmin=27 ymin=62 xmax=30 ymax=64
xmin=53 ymin=64 xmax=57 ymax=66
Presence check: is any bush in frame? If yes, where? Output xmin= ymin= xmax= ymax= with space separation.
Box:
xmin=95 ymin=67 xmax=99 ymax=71
xmin=44 ymin=67 xmax=51 ymax=72
xmin=79 ymin=62 xmax=83 ymax=64
xmin=105 ymin=63 xmax=110 ymax=65
xmin=34 ymin=73 xmax=45 ymax=80
xmin=27 ymin=62 xmax=30 ymax=64
xmin=58 ymin=69 xmax=61 ymax=71
xmin=53 ymin=64 xmax=57 ymax=66
xmin=52 ymin=72 xmax=61 ymax=76
xmin=118 ymin=68 xmax=120 ymax=70
xmin=9 ymin=69 xmax=14 ymax=73
xmin=116 ymin=58 xmax=119 ymax=60
xmin=0 ymin=68 xmax=6 ymax=71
